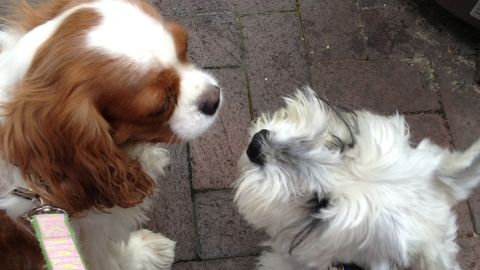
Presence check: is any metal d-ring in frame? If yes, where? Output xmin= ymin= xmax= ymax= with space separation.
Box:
xmin=26 ymin=204 xmax=68 ymax=222
xmin=12 ymin=186 xmax=68 ymax=221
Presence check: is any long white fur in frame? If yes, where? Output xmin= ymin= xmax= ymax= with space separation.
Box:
xmin=235 ymin=88 xmax=480 ymax=270
xmin=0 ymin=1 xmax=220 ymax=269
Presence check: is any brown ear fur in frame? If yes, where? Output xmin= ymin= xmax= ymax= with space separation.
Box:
xmin=4 ymin=0 xmax=90 ymax=32
xmin=166 ymin=22 xmax=188 ymax=62
xmin=0 ymin=5 xmax=155 ymax=214
xmin=0 ymin=80 xmax=155 ymax=214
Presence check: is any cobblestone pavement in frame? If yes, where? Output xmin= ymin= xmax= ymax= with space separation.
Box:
xmin=2 ymin=0 xmax=480 ymax=269
xmin=149 ymin=0 xmax=480 ymax=269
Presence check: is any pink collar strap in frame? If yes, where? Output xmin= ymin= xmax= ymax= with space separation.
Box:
xmin=31 ymin=213 xmax=87 ymax=270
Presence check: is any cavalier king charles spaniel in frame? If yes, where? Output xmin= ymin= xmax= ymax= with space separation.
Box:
xmin=235 ymin=89 xmax=480 ymax=270
xmin=0 ymin=0 xmax=221 ymax=269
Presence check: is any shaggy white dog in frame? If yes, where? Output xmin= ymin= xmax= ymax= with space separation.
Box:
xmin=234 ymin=88 xmax=480 ymax=270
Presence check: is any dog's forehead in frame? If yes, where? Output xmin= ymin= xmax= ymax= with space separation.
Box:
xmin=86 ymin=1 xmax=178 ymax=67
xmin=256 ymin=112 xmax=329 ymax=143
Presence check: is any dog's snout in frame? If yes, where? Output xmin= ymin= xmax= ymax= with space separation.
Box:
xmin=198 ymin=85 xmax=221 ymax=116
xmin=247 ymin=129 xmax=269 ymax=166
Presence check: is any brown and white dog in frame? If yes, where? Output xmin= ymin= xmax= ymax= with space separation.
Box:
xmin=0 ymin=0 xmax=221 ymax=269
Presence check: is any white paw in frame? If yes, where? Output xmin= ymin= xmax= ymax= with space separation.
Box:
xmin=127 ymin=229 xmax=176 ymax=270
xmin=126 ymin=144 xmax=170 ymax=177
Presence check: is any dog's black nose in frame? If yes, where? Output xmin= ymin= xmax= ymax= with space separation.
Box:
xmin=198 ymin=85 xmax=221 ymax=116
xmin=247 ymin=129 xmax=269 ymax=166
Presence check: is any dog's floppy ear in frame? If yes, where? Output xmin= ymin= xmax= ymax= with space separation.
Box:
xmin=437 ymin=139 xmax=480 ymax=201
xmin=0 ymin=80 xmax=155 ymax=214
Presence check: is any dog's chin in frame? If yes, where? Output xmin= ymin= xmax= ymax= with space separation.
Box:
xmin=235 ymin=156 xmax=308 ymax=234
xmin=235 ymin=158 xmax=276 ymax=229
xmin=170 ymin=113 xmax=219 ymax=142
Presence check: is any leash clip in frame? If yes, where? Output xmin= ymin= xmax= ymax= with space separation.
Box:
xmin=11 ymin=186 xmax=40 ymax=201
xmin=11 ymin=187 xmax=86 ymax=269
xmin=11 ymin=186 xmax=67 ymax=221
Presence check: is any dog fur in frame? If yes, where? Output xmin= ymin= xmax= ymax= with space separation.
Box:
xmin=235 ymin=88 xmax=480 ymax=270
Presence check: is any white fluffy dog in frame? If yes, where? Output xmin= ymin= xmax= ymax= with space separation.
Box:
xmin=234 ymin=88 xmax=480 ymax=270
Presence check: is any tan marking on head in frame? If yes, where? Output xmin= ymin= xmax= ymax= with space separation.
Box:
xmin=166 ymin=22 xmax=189 ymax=63
xmin=4 ymin=0 xmax=91 ymax=32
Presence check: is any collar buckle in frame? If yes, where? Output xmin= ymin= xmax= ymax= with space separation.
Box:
xmin=11 ymin=186 xmax=39 ymax=201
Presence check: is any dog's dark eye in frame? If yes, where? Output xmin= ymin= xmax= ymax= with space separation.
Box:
xmin=326 ymin=135 xmax=345 ymax=152
xmin=150 ymin=102 xmax=169 ymax=117
xmin=149 ymin=97 xmax=172 ymax=117
xmin=318 ymin=198 xmax=329 ymax=209
xmin=306 ymin=192 xmax=330 ymax=213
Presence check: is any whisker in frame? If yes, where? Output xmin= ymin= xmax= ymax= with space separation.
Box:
xmin=166 ymin=134 xmax=175 ymax=145
xmin=200 ymin=56 xmax=207 ymax=69
xmin=173 ymin=144 xmax=181 ymax=164
xmin=191 ymin=141 xmax=199 ymax=158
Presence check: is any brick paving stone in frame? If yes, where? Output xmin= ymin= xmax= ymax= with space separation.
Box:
xmin=472 ymin=190 xmax=480 ymax=235
xmin=360 ymin=4 xmax=477 ymax=62
xmin=436 ymin=55 xmax=480 ymax=235
xmin=404 ymin=114 xmax=450 ymax=148
xmin=437 ymin=56 xmax=479 ymax=150
xmin=149 ymin=0 xmax=174 ymax=17
xmin=242 ymin=12 xmax=309 ymax=115
xmin=0 ymin=0 xmax=15 ymax=19
xmin=146 ymin=145 xmax=197 ymax=261
xmin=0 ymin=5 xmax=7 ymax=17
xmin=173 ymin=257 xmax=257 ymax=270
xmin=300 ymin=0 xmax=366 ymax=61
xmin=176 ymin=14 xmax=241 ymax=67
xmin=191 ymin=68 xmax=251 ymax=189
xmin=361 ymin=7 xmax=432 ymax=60
xmin=310 ymin=60 xmax=440 ymax=114
xmin=173 ymin=0 xmax=295 ymax=16
xmin=455 ymin=202 xmax=480 ymax=270
xmin=194 ymin=190 xmax=267 ymax=259
xmin=358 ymin=0 xmax=405 ymax=8
xmin=411 ymin=0 xmax=480 ymax=50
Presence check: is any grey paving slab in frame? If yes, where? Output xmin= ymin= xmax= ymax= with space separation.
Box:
xmin=455 ymin=202 xmax=480 ymax=270
xmin=358 ymin=0 xmax=405 ymax=9
xmin=300 ymin=0 xmax=366 ymax=61
xmin=360 ymin=3 xmax=477 ymax=62
xmin=472 ymin=188 xmax=480 ymax=235
xmin=194 ymin=190 xmax=267 ymax=259
xmin=361 ymin=7 xmax=424 ymax=60
xmin=0 ymin=5 xmax=7 ymax=17
xmin=191 ymin=68 xmax=251 ymax=189
xmin=310 ymin=60 xmax=440 ymax=114
xmin=242 ymin=12 xmax=309 ymax=115
xmin=148 ymin=0 xmax=174 ymax=17
xmin=437 ymin=56 xmax=479 ymax=150
xmin=146 ymin=145 xmax=197 ymax=261
xmin=173 ymin=0 xmax=295 ymax=16
xmin=173 ymin=257 xmax=257 ymax=270
xmin=176 ymin=13 xmax=241 ymax=67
